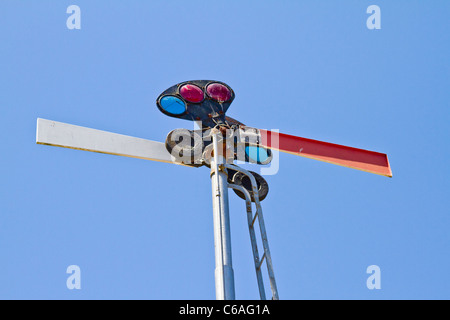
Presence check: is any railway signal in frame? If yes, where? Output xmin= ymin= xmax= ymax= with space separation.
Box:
xmin=36 ymin=79 xmax=392 ymax=300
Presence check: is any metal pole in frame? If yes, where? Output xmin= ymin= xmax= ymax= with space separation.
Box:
xmin=210 ymin=130 xmax=235 ymax=300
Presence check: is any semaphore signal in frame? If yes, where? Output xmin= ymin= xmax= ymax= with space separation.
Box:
xmin=36 ymin=79 xmax=392 ymax=300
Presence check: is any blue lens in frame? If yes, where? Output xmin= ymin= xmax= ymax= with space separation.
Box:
xmin=160 ymin=96 xmax=186 ymax=115
xmin=245 ymin=146 xmax=270 ymax=163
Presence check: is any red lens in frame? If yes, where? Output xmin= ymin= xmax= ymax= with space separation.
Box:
xmin=206 ymin=83 xmax=231 ymax=102
xmin=179 ymin=84 xmax=204 ymax=103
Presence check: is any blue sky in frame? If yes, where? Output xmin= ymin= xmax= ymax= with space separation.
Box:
xmin=1 ymin=0 xmax=449 ymax=299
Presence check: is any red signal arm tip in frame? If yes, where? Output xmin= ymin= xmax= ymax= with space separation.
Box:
xmin=259 ymin=129 xmax=392 ymax=178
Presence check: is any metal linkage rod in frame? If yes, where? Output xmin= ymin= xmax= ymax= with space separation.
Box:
xmin=225 ymin=164 xmax=279 ymax=300
xmin=228 ymin=183 xmax=266 ymax=300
